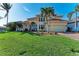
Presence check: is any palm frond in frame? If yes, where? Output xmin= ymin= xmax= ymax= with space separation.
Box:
xmin=0 ymin=3 xmax=12 ymax=11
xmin=0 ymin=3 xmax=12 ymax=21
xmin=75 ymin=4 xmax=79 ymax=11
xmin=41 ymin=8 xmax=46 ymax=16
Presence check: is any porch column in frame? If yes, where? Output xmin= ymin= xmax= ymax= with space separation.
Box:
xmin=37 ymin=23 xmax=39 ymax=32
xmin=46 ymin=24 xmax=49 ymax=32
xmin=27 ymin=25 xmax=30 ymax=31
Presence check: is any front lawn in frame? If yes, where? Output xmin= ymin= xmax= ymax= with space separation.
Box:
xmin=0 ymin=32 xmax=79 ymax=56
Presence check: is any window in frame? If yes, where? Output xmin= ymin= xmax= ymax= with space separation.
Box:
xmin=39 ymin=25 xmax=45 ymax=29
xmin=40 ymin=17 xmax=45 ymax=22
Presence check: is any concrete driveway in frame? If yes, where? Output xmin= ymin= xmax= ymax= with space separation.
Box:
xmin=58 ymin=33 xmax=79 ymax=40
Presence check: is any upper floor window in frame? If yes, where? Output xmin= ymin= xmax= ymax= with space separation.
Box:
xmin=40 ymin=17 xmax=45 ymax=22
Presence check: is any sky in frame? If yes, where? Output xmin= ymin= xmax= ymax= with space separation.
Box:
xmin=0 ymin=3 xmax=78 ymax=26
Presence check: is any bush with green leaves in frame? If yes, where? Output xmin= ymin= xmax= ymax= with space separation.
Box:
xmin=7 ymin=22 xmax=16 ymax=31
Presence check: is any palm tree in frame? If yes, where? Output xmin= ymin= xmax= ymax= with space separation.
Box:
xmin=40 ymin=8 xmax=47 ymax=32
xmin=75 ymin=5 xmax=79 ymax=31
xmin=40 ymin=7 xmax=54 ymax=32
xmin=0 ymin=3 xmax=12 ymax=25
xmin=46 ymin=7 xmax=54 ymax=32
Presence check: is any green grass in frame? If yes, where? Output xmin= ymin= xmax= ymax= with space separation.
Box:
xmin=0 ymin=32 xmax=79 ymax=56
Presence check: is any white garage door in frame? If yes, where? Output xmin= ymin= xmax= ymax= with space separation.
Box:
xmin=48 ymin=25 xmax=67 ymax=32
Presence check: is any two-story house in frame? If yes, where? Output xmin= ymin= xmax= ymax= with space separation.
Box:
xmin=20 ymin=14 xmax=67 ymax=32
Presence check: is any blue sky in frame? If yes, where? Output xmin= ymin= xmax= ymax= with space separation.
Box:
xmin=0 ymin=3 xmax=78 ymax=26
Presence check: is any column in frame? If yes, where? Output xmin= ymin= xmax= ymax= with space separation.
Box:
xmin=37 ymin=23 xmax=39 ymax=32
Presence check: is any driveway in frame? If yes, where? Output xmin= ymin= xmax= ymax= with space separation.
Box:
xmin=58 ymin=33 xmax=79 ymax=40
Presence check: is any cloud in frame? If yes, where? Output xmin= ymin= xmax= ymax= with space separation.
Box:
xmin=23 ymin=7 xmax=30 ymax=12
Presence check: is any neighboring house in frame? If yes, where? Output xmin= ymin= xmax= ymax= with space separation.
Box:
xmin=22 ymin=14 xmax=67 ymax=32
xmin=67 ymin=17 xmax=79 ymax=32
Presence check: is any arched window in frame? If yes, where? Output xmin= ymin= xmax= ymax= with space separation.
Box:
xmin=30 ymin=22 xmax=37 ymax=31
